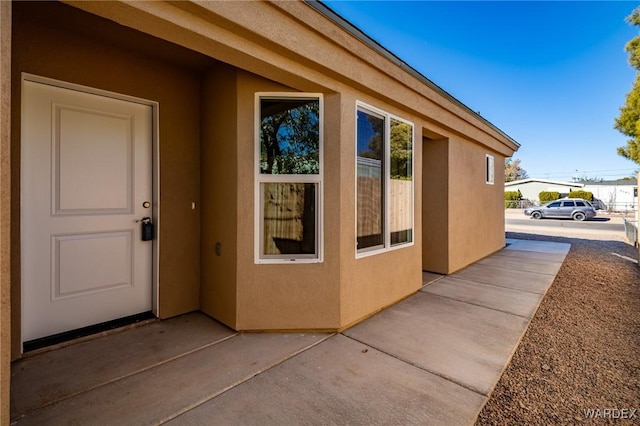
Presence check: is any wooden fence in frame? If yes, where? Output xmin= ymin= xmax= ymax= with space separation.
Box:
xmin=262 ymin=178 xmax=412 ymax=255
xmin=357 ymin=177 xmax=412 ymax=238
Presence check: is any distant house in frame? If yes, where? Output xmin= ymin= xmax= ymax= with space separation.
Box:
xmin=582 ymin=179 xmax=638 ymax=212
xmin=505 ymin=178 xmax=638 ymax=212
xmin=505 ymin=178 xmax=583 ymax=202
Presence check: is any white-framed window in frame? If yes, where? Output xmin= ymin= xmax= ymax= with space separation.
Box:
xmin=356 ymin=102 xmax=414 ymax=257
xmin=485 ymin=154 xmax=495 ymax=185
xmin=255 ymin=93 xmax=323 ymax=263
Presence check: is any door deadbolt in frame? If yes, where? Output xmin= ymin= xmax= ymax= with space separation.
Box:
xmin=142 ymin=201 xmax=151 ymax=208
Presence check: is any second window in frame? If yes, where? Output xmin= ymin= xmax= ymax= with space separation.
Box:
xmin=356 ymin=103 xmax=414 ymax=255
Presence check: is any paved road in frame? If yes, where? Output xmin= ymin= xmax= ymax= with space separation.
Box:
xmin=505 ymin=209 xmax=634 ymax=242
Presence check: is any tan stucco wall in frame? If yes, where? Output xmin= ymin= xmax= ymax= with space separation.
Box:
xmin=0 ymin=1 xmax=11 ymax=422
xmin=422 ymin=137 xmax=450 ymax=273
xmin=6 ymin=0 xmax=518 ymax=342
xmin=337 ymin=93 xmax=424 ymax=329
xmin=61 ymin=0 xmax=518 ymax=284
xmin=422 ymin=136 xmax=506 ymax=274
xmin=10 ymin=2 xmax=205 ymax=355
xmin=448 ymin=139 xmax=506 ymax=273
xmin=200 ymin=65 xmax=239 ymax=328
xmin=232 ymin=72 xmax=342 ymax=330
xmin=1 ymin=0 xmax=523 ymax=416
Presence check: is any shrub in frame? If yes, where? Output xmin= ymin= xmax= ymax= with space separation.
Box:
xmin=504 ymin=190 xmax=522 ymax=208
xmin=539 ymin=191 xmax=560 ymax=203
xmin=567 ymin=190 xmax=593 ymax=201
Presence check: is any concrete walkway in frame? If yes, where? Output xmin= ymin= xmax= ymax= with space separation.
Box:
xmin=11 ymin=239 xmax=570 ymax=425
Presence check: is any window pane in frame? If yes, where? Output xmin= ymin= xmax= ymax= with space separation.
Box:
xmin=390 ymin=118 xmax=413 ymax=246
xmin=486 ymin=155 xmax=495 ymax=184
xmin=262 ymin=183 xmax=316 ymax=256
xmin=260 ymin=98 xmax=320 ymax=174
xmin=357 ymin=109 xmax=384 ymax=250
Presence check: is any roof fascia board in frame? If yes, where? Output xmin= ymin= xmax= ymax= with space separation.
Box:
xmin=64 ymin=0 xmax=518 ymax=153
xmin=306 ymin=0 xmax=520 ymax=149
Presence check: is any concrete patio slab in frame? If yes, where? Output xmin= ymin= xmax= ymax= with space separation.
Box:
xmin=11 ymin=312 xmax=236 ymax=416
xmin=452 ymin=263 xmax=556 ymax=294
xmin=166 ymin=334 xmax=487 ymax=426
xmin=478 ymin=254 xmax=563 ymax=275
xmin=10 ymin=239 xmax=571 ymax=425
xmin=343 ymin=293 xmax=530 ymax=396
xmin=505 ymin=239 xmax=571 ymax=255
xmin=493 ymin=248 xmax=569 ymax=263
xmin=422 ymin=271 xmax=444 ymax=285
xmin=421 ymin=276 xmax=543 ymax=318
xmin=12 ymin=332 xmax=329 ymax=425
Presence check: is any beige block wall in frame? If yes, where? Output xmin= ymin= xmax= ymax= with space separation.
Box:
xmin=0 ymin=1 xmax=11 ymax=422
xmin=10 ymin=3 xmax=203 ymax=355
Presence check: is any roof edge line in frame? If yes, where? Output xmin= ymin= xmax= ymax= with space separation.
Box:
xmin=305 ymin=0 xmax=520 ymax=148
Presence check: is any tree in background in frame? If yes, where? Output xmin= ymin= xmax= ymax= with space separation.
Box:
xmin=615 ymin=7 xmax=640 ymax=165
xmin=504 ymin=158 xmax=528 ymax=182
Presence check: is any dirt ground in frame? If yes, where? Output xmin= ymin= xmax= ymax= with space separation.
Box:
xmin=476 ymin=232 xmax=640 ymax=425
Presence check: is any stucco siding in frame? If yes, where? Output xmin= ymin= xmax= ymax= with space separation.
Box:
xmin=422 ymin=137 xmax=450 ymax=273
xmin=199 ymin=65 xmax=239 ymax=329
xmin=11 ymin=2 xmax=205 ymax=353
xmin=4 ymin=0 xmax=518 ymax=348
xmin=234 ymin=72 xmax=342 ymax=330
xmin=0 ymin=0 xmax=11 ymax=421
xmin=339 ymin=94 xmax=423 ymax=329
xmin=448 ymin=138 xmax=505 ymax=273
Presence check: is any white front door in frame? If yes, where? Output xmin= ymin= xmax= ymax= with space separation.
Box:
xmin=21 ymin=78 xmax=155 ymax=343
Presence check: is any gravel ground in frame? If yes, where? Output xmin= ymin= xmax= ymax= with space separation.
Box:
xmin=476 ymin=232 xmax=640 ymax=425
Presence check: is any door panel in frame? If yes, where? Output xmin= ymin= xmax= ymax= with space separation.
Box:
xmin=559 ymin=202 xmax=575 ymax=218
xmin=54 ymin=232 xmax=133 ymax=299
xmin=544 ymin=203 xmax=561 ymax=218
xmin=22 ymin=79 xmax=154 ymax=343
xmin=56 ymin=106 xmax=132 ymax=213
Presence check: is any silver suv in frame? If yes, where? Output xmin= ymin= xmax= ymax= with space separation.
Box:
xmin=524 ymin=198 xmax=597 ymax=221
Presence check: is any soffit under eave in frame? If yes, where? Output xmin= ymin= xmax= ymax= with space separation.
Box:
xmin=62 ymin=0 xmax=337 ymax=96
xmin=63 ymin=0 xmax=520 ymax=154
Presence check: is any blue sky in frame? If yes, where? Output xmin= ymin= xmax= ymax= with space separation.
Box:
xmin=324 ymin=0 xmax=640 ymax=182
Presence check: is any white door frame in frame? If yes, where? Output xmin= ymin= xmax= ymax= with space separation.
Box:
xmin=20 ymin=73 xmax=161 ymax=336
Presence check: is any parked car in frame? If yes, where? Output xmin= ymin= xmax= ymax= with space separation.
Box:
xmin=524 ymin=199 xmax=597 ymax=221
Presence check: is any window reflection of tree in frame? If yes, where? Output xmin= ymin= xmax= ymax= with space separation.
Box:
xmin=260 ymin=98 xmax=319 ymax=256
xmin=260 ymin=99 xmax=320 ymax=175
